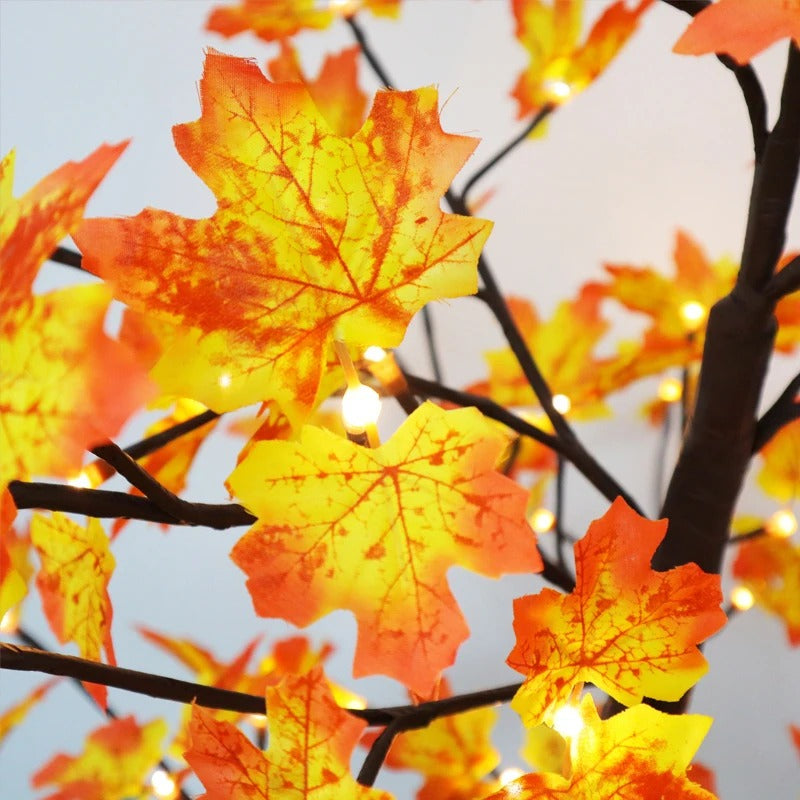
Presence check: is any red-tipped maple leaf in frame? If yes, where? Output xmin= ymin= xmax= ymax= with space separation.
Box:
xmin=32 ymin=715 xmax=167 ymax=800
xmin=673 ymin=0 xmax=800 ymax=65
xmin=268 ymin=42 xmax=367 ymax=137
xmin=185 ymin=667 xmax=390 ymax=799
xmin=732 ymin=535 xmax=800 ymax=646
xmin=511 ymin=0 xmax=653 ymax=118
xmin=507 ymin=497 xmax=726 ymax=726
xmin=228 ymin=401 xmax=542 ymax=696
xmin=207 ymin=0 xmax=400 ymax=42
xmin=76 ymin=52 xmax=491 ymax=427
xmin=486 ymin=694 xmax=717 ymax=800
xmin=30 ymin=513 xmax=116 ymax=709
xmin=364 ymin=679 xmax=500 ymax=799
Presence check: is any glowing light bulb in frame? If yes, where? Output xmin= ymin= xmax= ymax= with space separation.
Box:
xmin=329 ymin=0 xmax=360 ymax=12
xmin=552 ymin=394 xmax=571 ymax=414
xmin=342 ymin=696 xmax=367 ymax=710
xmin=248 ymin=713 xmax=268 ymax=730
xmin=679 ymin=300 xmax=706 ymax=332
xmin=341 ymin=384 xmax=382 ymax=433
xmin=530 ymin=508 xmax=556 ymax=534
xmin=766 ymin=508 xmax=797 ymax=538
xmin=0 ymin=607 xmax=19 ymax=634
xmin=657 ymin=377 xmax=683 ymax=403
xmin=363 ymin=346 xmax=388 ymax=363
xmin=552 ymin=704 xmax=584 ymax=738
xmin=499 ymin=767 xmax=525 ymax=786
xmin=730 ymin=585 xmax=755 ymax=611
xmin=67 ymin=471 xmax=93 ymax=489
xmin=150 ymin=769 xmax=176 ymax=799
xmin=543 ymin=78 xmax=572 ymax=100
xmin=218 ymin=372 xmax=232 ymax=389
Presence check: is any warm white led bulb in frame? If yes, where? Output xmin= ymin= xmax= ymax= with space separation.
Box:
xmin=552 ymin=704 xmax=584 ymax=738
xmin=67 ymin=471 xmax=93 ymax=489
xmin=499 ymin=767 xmax=525 ymax=786
xmin=766 ymin=509 xmax=797 ymax=538
xmin=552 ymin=394 xmax=571 ymax=414
xmin=341 ymin=384 xmax=382 ymax=433
xmin=679 ymin=300 xmax=706 ymax=332
xmin=657 ymin=377 xmax=683 ymax=403
xmin=218 ymin=372 xmax=232 ymax=389
xmin=543 ymin=78 xmax=572 ymax=100
xmin=530 ymin=508 xmax=556 ymax=534
xmin=730 ymin=585 xmax=755 ymax=611
xmin=150 ymin=769 xmax=176 ymax=799
xmin=363 ymin=346 xmax=388 ymax=363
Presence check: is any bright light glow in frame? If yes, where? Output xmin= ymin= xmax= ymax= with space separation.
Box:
xmin=0 ymin=607 xmax=19 ymax=634
xmin=499 ymin=767 xmax=525 ymax=786
xmin=552 ymin=704 xmax=585 ymax=738
xmin=766 ymin=509 xmax=797 ymax=538
xmin=657 ymin=377 xmax=683 ymax=403
xmin=218 ymin=372 xmax=232 ymax=389
xmin=530 ymin=508 xmax=556 ymax=534
xmin=342 ymin=697 xmax=367 ymax=710
xmin=67 ymin=470 xmax=93 ymax=489
xmin=552 ymin=394 xmax=571 ymax=414
xmin=730 ymin=585 xmax=755 ymax=611
xmin=679 ymin=300 xmax=706 ymax=332
xmin=248 ymin=713 xmax=268 ymax=730
xmin=150 ymin=769 xmax=176 ymax=799
xmin=363 ymin=346 xmax=388 ymax=363
xmin=328 ymin=0 xmax=360 ymax=12
xmin=543 ymin=78 xmax=572 ymax=100
xmin=341 ymin=384 xmax=382 ymax=433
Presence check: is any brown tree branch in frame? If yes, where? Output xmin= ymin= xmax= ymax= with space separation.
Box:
xmin=765 ymin=253 xmax=800 ymax=300
xmin=753 ymin=370 xmax=800 ymax=452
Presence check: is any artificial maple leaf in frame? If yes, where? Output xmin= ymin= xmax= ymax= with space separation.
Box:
xmin=0 ymin=143 xmax=126 ymax=310
xmin=0 ymin=678 xmax=59 ymax=747
xmin=207 ymin=0 xmax=400 ymax=42
xmin=757 ymin=417 xmax=800 ymax=503
xmin=0 ymin=489 xmax=26 ymax=620
xmin=30 ymin=513 xmax=116 ymax=709
xmin=522 ymin=722 xmax=568 ymax=775
xmin=686 ymin=762 xmax=718 ymax=795
xmin=32 ymin=715 xmax=167 ymax=800
xmin=268 ymin=42 xmax=367 ymax=137
xmin=791 ymin=724 xmax=800 ymax=758
xmin=364 ymin=679 xmax=500 ymax=800
xmin=185 ymin=667 xmax=391 ymax=800
xmin=111 ymin=398 xmax=218 ymax=537
xmin=507 ymin=496 xmax=726 ymax=726
xmin=76 ymin=52 xmax=491 ymax=427
xmin=732 ymin=535 xmax=800 ymax=646
xmin=511 ymin=0 xmax=653 ymax=118
xmin=228 ymin=401 xmax=542 ymax=696
xmin=469 ymin=285 xmax=612 ymax=419
xmin=673 ymin=0 xmax=800 ymax=65
xmin=486 ymin=694 xmax=717 ymax=800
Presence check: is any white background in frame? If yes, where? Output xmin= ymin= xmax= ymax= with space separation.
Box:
xmin=1 ymin=1 xmax=799 ymax=798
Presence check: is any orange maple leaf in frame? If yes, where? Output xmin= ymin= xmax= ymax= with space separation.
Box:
xmin=228 ymin=401 xmax=542 ymax=696
xmin=364 ymin=678 xmax=500 ymax=800
xmin=0 ymin=678 xmax=59 ymax=747
xmin=268 ymin=42 xmax=367 ymax=137
xmin=757 ymin=418 xmax=800 ymax=503
xmin=32 ymin=715 xmax=167 ymax=800
xmin=0 ymin=144 xmax=126 ymax=310
xmin=511 ymin=0 xmax=653 ymax=118
xmin=76 ymin=52 xmax=491 ymax=427
xmin=0 ymin=489 xmax=26 ymax=621
xmin=185 ymin=666 xmax=390 ymax=799
xmin=791 ymin=724 xmax=800 ymax=759
xmin=732 ymin=535 xmax=800 ymax=646
xmin=673 ymin=0 xmax=800 ymax=65
xmin=686 ymin=762 xmax=719 ymax=795
xmin=30 ymin=513 xmax=116 ymax=709
xmin=207 ymin=0 xmax=400 ymax=42
xmin=486 ymin=694 xmax=717 ymax=800
xmin=507 ymin=497 xmax=726 ymax=726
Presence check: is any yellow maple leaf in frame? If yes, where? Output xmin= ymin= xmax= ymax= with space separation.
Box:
xmin=76 ymin=52 xmax=491 ymax=427
xmin=227 ymin=401 xmax=542 ymax=696
xmin=487 ymin=694 xmax=717 ymax=799
xmin=757 ymin=418 xmax=800 ymax=504
xmin=30 ymin=513 xmax=116 ymax=709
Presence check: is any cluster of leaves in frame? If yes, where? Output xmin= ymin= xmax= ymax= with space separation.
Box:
xmin=1 ymin=0 xmax=800 ymax=798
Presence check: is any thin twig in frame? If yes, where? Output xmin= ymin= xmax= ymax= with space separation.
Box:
xmin=554 ymin=456 xmax=568 ymax=571
xmin=345 ymin=15 xmax=395 ymax=88
xmin=654 ymin=402 xmax=672 ymax=514
xmin=420 ymin=305 xmax=444 ymax=383
xmin=660 ymin=0 xmax=768 ymax=159
xmin=357 ymin=719 xmax=403 ymax=786
xmin=460 ymin=104 xmax=554 ymax=208
xmin=48 ymin=246 xmax=85 ymax=271
xmin=753 ymin=371 xmax=800 ymax=452
xmin=765 ymin=254 xmax=800 ymax=301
